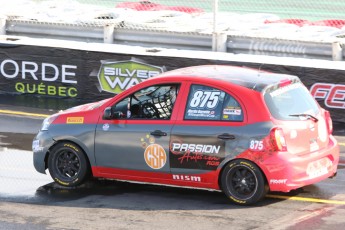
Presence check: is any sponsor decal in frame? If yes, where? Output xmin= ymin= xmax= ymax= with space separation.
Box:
xmin=189 ymin=90 xmax=221 ymax=109
xmin=144 ymin=144 xmax=167 ymax=170
xmin=223 ymin=107 xmax=242 ymax=115
xmin=270 ymin=83 xmax=300 ymax=97
xmin=172 ymin=174 xmax=201 ymax=182
xmin=187 ymin=109 xmax=216 ymax=118
xmin=97 ymin=59 xmax=164 ymax=94
xmin=170 ymin=139 xmax=222 ymax=170
xmin=310 ymin=83 xmax=345 ymax=109
xmin=141 ymin=134 xmax=167 ymax=170
xmin=171 ymin=143 xmax=220 ymax=155
xmin=32 ymin=140 xmax=43 ymax=152
xmin=184 ymin=86 xmax=228 ymax=120
xmin=66 ymin=117 xmax=84 ymax=124
xmin=0 ymin=59 xmax=78 ymax=98
xmin=185 ymin=89 xmax=222 ymax=119
xmin=270 ymin=179 xmax=287 ymax=184
xmin=249 ymin=140 xmax=264 ymax=151
xmin=102 ymin=123 xmax=110 ymax=131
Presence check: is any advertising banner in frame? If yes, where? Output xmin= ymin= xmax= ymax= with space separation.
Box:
xmin=0 ymin=44 xmax=344 ymax=123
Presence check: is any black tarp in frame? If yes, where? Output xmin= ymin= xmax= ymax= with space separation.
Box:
xmin=0 ymin=44 xmax=344 ymax=123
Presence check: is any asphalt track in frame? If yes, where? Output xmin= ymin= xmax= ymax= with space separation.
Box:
xmin=0 ymin=106 xmax=345 ymax=229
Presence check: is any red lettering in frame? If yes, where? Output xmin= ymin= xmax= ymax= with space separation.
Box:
xmin=206 ymin=161 xmax=220 ymax=166
xmin=310 ymin=83 xmax=345 ymax=109
xmin=326 ymin=85 xmax=345 ymax=108
xmin=310 ymin=83 xmax=332 ymax=99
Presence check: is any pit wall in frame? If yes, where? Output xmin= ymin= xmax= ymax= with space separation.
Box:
xmin=0 ymin=38 xmax=344 ymax=123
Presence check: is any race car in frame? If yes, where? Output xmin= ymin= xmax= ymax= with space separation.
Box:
xmin=32 ymin=65 xmax=339 ymax=205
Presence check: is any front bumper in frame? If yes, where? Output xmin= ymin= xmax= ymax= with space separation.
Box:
xmin=32 ymin=131 xmax=55 ymax=174
xmin=261 ymin=135 xmax=339 ymax=192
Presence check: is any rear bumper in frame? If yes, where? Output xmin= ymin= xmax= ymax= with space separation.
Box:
xmin=260 ymin=135 xmax=339 ymax=192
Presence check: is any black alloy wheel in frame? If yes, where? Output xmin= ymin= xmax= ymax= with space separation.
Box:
xmin=221 ymin=159 xmax=268 ymax=205
xmin=48 ymin=142 xmax=90 ymax=187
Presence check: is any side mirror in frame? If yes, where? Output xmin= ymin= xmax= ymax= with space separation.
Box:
xmin=103 ymin=107 xmax=124 ymax=120
xmin=103 ymin=107 xmax=114 ymax=120
xmin=113 ymin=111 xmax=123 ymax=119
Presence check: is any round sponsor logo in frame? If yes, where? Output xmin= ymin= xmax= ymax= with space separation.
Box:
xmin=102 ymin=123 xmax=110 ymax=131
xmin=144 ymin=144 xmax=167 ymax=169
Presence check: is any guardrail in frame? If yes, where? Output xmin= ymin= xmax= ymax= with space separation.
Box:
xmin=2 ymin=18 xmax=345 ymax=61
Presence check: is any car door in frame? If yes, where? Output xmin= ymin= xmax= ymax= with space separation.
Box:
xmin=170 ymin=83 xmax=247 ymax=182
xmin=94 ymin=83 xmax=181 ymax=177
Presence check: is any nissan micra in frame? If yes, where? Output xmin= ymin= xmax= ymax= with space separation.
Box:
xmin=32 ymin=65 xmax=339 ymax=205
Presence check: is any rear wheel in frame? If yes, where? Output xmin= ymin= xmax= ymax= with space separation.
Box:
xmin=48 ymin=142 xmax=90 ymax=187
xmin=221 ymin=159 xmax=268 ymax=205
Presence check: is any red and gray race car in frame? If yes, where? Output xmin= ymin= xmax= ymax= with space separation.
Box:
xmin=32 ymin=65 xmax=339 ymax=205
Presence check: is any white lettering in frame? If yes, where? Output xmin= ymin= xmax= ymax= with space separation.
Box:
xmin=103 ymin=67 xmax=160 ymax=79
xmin=180 ymin=143 xmax=189 ymax=152
xmin=172 ymin=174 xmax=201 ymax=182
xmin=1 ymin=59 xmax=19 ymax=78
xmin=61 ymin=65 xmax=77 ymax=84
xmin=270 ymin=179 xmax=287 ymax=184
xmin=270 ymin=83 xmax=300 ymax=97
xmin=171 ymin=143 xmax=221 ymax=154
xmin=22 ymin=61 xmax=38 ymax=80
xmin=0 ymin=59 xmax=77 ymax=84
xmin=42 ymin=63 xmax=59 ymax=82
xmin=137 ymin=70 xmax=148 ymax=78
xmin=105 ymin=76 xmax=130 ymax=89
xmin=104 ymin=67 xmax=115 ymax=75
xmin=172 ymin=143 xmax=181 ymax=150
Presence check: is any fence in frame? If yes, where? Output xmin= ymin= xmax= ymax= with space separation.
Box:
xmin=1 ymin=0 xmax=345 ymax=60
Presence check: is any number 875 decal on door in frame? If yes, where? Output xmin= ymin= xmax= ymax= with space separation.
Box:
xmin=189 ymin=90 xmax=221 ymax=109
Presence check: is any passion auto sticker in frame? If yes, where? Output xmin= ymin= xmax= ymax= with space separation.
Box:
xmin=169 ymin=137 xmax=224 ymax=170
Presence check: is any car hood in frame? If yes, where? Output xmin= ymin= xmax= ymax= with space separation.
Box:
xmin=63 ymin=98 xmax=112 ymax=113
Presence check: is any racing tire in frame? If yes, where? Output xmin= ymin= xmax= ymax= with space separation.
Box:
xmin=221 ymin=159 xmax=268 ymax=205
xmin=48 ymin=142 xmax=90 ymax=187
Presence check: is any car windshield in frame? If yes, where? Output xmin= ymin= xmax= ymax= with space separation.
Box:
xmin=264 ymin=82 xmax=319 ymax=120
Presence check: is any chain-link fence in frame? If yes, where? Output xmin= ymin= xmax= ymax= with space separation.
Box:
xmin=3 ymin=0 xmax=345 ymax=33
xmin=1 ymin=0 xmax=345 ymax=59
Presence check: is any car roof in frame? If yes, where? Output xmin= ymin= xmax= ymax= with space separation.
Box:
xmin=155 ymin=65 xmax=300 ymax=92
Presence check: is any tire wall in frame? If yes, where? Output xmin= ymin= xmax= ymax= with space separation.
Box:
xmin=0 ymin=44 xmax=344 ymax=124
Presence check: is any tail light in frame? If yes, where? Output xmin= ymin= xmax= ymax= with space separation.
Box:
xmin=324 ymin=110 xmax=333 ymax=134
xmin=270 ymin=127 xmax=287 ymax=151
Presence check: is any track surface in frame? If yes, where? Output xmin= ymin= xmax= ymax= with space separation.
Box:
xmin=0 ymin=107 xmax=344 ymax=229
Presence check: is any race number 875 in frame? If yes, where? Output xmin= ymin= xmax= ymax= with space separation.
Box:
xmin=190 ymin=90 xmax=221 ymax=109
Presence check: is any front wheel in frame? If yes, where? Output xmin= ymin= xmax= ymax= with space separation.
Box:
xmin=48 ymin=142 xmax=90 ymax=187
xmin=221 ymin=159 xmax=268 ymax=205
